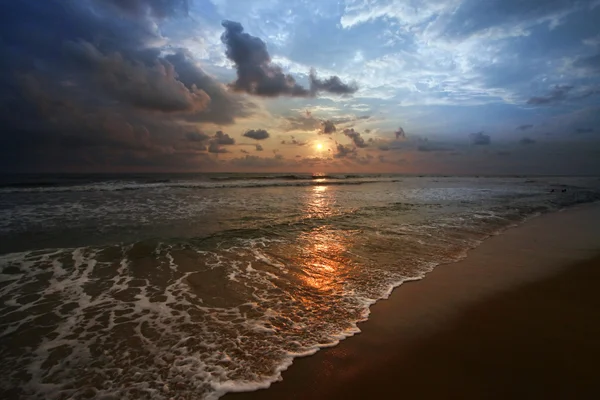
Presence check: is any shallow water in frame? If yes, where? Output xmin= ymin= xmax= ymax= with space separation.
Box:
xmin=1 ymin=174 xmax=599 ymax=399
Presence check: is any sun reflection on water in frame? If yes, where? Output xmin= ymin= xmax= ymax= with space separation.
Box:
xmin=304 ymin=185 xmax=336 ymax=219
xmin=292 ymin=186 xmax=353 ymax=293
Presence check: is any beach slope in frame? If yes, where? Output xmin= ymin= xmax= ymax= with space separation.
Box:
xmin=226 ymin=203 xmax=600 ymax=400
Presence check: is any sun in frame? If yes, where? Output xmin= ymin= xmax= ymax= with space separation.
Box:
xmin=316 ymin=143 xmax=324 ymax=151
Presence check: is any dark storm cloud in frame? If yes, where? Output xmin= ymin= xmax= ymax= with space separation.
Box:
xmin=0 ymin=0 xmax=251 ymax=171
xmin=519 ymin=137 xmax=536 ymax=145
xmin=321 ymin=120 xmax=337 ymax=134
xmin=343 ymin=128 xmax=368 ymax=148
xmin=470 ymin=132 xmax=491 ymax=145
xmin=220 ymin=20 xmax=357 ymax=97
xmin=213 ymin=131 xmax=235 ymax=145
xmin=165 ymin=51 xmax=252 ymax=125
xmin=65 ymin=40 xmax=210 ymax=112
xmin=395 ymin=127 xmax=406 ymax=139
xmin=517 ymin=124 xmax=534 ymax=131
xmin=527 ymin=85 xmax=573 ymax=105
xmin=243 ymin=129 xmax=270 ymax=140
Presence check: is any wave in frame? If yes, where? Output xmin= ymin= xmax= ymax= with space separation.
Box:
xmin=210 ymin=174 xmax=380 ymax=181
xmin=0 ymin=177 xmax=397 ymax=193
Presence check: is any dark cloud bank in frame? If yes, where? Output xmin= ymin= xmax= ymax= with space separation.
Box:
xmin=0 ymin=2 xmax=358 ymax=171
xmin=0 ymin=0 xmax=256 ymax=171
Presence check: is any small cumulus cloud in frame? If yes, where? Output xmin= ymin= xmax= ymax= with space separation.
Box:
xmin=320 ymin=120 xmax=337 ymax=134
xmin=243 ymin=129 xmax=270 ymax=140
xmin=213 ymin=130 xmax=235 ymax=145
xmin=308 ymin=69 xmax=358 ymax=95
xmin=255 ymin=144 xmax=264 ymax=151
xmin=333 ymin=144 xmax=356 ymax=158
xmin=208 ymin=141 xmax=228 ymax=154
xmin=470 ymin=131 xmax=491 ymax=145
xmin=395 ymin=127 xmax=406 ymax=140
xmin=343 ymin=128 xmax=368 ymax=148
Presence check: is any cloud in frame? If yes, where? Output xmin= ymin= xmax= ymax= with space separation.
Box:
xmin=343 ymin=128 xmax=368 ymax=148
xmin=519 ymin=137 xmax=536 ymax=145
xmin=333 ymin=144 xmax=356 ymax=158
xmin=395 ymin=127 xmax=406 ymax=140
xmin=255 ymin=144 xmax=264 ymax=151
xmin=574 ymin=53 xmax=600 ymax=73
xmin=0 ymin=0 xmax=253 ymax=171
xmin=517 ymin=124 xmax=534 ymax=131
xmin=243 ymin=129 xmax=270 ymax=140
xmin=213 ymin=130 xmax=235 ymax=145
xmin=220 ymin=20 xmax=357 ymax=97
xmin=321 ymin=120 xmax=337 ymax=134
xmin=186 ymin=132 xmax=210 ymax=142
xmin=283 ymin=114 xmax=321 ymax=131
xmin=66 ymin=40 xmax=211 ymax=112
xmin=527 ymin=85 xmax=573 ymax=105
xmin=281 ymin=137 xmax=307 ymax=146
xmin=208 ymin=141 xmax=228 ymax=154
xmin=164 ymin=52 xmax=253 ymax=125
xmin=309 ymin=69 xmax=358 ymax=95
xmin=575 ymin=127 xmax=594 ymax=134
xmin=470 ymin=131 xmax=491 ymax=145
xmin=98 ymin=0 xmax=189 ymax=18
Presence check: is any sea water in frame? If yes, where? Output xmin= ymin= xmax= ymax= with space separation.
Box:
xmin=1 ymin=174 xmax=599 ymax=399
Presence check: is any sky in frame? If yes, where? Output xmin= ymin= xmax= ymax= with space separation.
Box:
xmin=1 ymin=0 xmax=600 ymax=174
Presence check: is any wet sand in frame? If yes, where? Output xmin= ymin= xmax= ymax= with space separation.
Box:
xmin=226 ymin=203 xmax=600 ymax=400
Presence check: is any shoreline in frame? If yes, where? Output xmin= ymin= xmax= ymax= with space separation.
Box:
xmin=224 ymin=202 xmax=600 ymax=399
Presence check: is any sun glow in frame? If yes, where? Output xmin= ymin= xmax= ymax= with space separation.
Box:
xmin=315 ymin=142 xmax=324 ymax=151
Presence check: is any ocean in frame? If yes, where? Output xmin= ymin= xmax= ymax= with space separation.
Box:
xmin=1 ymin=174 xmax=599 ymax=399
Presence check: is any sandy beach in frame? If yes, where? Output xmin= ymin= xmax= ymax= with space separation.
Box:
xmin=226 ymin=202 xmax=600 ymax=400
